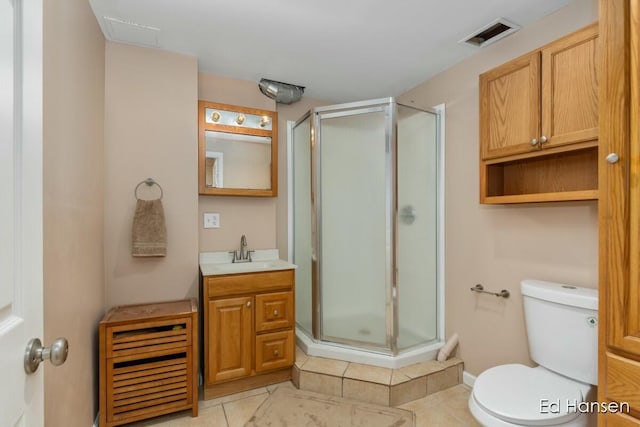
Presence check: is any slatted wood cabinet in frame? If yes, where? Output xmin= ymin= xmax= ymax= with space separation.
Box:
xmin=480 ymin=23 xmax=599 ymax=203
xmin=202 ymin=269 xmax=295 ymax=399
xmin=599 ymin=0 xmax=640 ymax=425
xmin=99 ymin=300 xmax=198 ymax=427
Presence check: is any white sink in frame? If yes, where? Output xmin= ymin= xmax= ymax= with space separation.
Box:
xmin=199 ymin=250 xmax=296 ymax=276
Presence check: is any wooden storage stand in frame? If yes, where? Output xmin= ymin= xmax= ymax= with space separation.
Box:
xmin=99 ymin=300 xmax=198 ymax=427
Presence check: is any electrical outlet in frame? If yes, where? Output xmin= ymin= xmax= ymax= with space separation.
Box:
xmin=203 ymin=213 xmax=220 ymax=229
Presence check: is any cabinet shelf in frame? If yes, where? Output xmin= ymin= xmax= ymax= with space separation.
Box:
xmin=481 ymin=142 xmax=598 ymax=204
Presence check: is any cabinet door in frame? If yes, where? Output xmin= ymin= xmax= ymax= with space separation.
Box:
xmin=541 ymin=24 xmax=598 ymax=150
xmin=599 ymin=0 xmax=640 ymax=424
xmin=208 ymin=296 xmax=252 ymax=384
xmin=480 ymin=51 xmax=541 ymax=160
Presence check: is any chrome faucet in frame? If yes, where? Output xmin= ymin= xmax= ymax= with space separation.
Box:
xmin=230 ymin=234 xmax=253 ymax=263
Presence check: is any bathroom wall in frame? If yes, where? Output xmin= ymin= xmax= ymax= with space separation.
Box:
xmin=398 ymin=0 xmax=599 ymax=377
xmin=104 ymin=43 xmax=199 ymax=307
xmin=42 ymin=0 xmax=105 ymax=424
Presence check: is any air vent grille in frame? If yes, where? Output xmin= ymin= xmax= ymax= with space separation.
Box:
xmin=460 ymin=18 xmax=520 ymax=48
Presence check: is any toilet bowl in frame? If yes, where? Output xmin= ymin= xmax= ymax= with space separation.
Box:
xmin=469 ymin=364 xmax=594 ymax=426
xmin=469 ymin=280 xmax=598 ymax=427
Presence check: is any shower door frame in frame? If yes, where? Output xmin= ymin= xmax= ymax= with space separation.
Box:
xmin=312 ymin=98 xmax=397 ymax=354
xmin=290 ymin=98 xmax=444 ymax=357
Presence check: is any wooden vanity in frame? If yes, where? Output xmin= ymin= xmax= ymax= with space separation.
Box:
xmin=200 ymin=257 xmax=295 ymax=399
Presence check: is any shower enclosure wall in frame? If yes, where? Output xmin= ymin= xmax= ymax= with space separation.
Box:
xmin=291 ymin=98 xmax=443 ymax=368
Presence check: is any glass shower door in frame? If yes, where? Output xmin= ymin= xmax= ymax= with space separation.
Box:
xmin=396 ymin=105 xmax=439 ymax=350
xmin=316 ymin=104 xmax=392 ymax=349
xmin=292 ymin=115 xmax=313 ymax=336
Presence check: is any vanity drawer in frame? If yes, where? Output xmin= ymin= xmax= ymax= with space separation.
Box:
xmin=255 ymin=330 xmax=294 ymax=373
xmin=206 ymin=270 xmax=294 ymax=298
xmin=255 ymin=291 xmax=293 ymax=332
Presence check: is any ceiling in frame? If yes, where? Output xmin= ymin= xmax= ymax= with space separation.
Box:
xmin=89 ymin=0 xmax=572 ymax=103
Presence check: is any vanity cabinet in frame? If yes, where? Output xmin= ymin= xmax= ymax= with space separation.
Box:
xmin=479 ymin=23 xmax=599 ymax=203
xmin=599 ymin=1 xmax=640 ymax=425
xmin=201 ymin=269 xmax=295 ymax=399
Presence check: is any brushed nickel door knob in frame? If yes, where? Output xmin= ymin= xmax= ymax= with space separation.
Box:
xmin=606 ymin=153 xmax=619 ymax=164
xmin=539 ymin=135 xmax=548 ymax=144
xmin=530 ymin=138 xmax=538 ymax=146
xmin=24 ymin=337 xmax=69 ymax=374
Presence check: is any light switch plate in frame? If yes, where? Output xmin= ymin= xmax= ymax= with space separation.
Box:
xmin=203 ymin=213 xmax=220 ymax=229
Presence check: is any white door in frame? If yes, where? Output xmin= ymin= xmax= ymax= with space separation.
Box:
xmin=0 ymin=0 xmax=44 ymax=426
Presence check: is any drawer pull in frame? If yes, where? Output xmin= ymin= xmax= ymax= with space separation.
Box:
xmin=273 ymin=309 xmax=279 ymax=316
xmin=274 ymin=350 xmax=279 ymax=356
xmin=247 ymin=301 xmax=252 ymax=308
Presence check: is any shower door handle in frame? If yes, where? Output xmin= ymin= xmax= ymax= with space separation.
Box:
xmin=399 ymin=205 xmax=416 ymax=225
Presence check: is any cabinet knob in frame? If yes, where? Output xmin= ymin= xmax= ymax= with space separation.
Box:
xmin=273 ymin=309 xmax=279 ymax=316
xmin=606 ymin=153 xmax=620 ymax=164
xmin=246 ymin=301 xmax=252 ymax=308
xmin=530 ymin=138 xmax=538 ymax=146
xmin=274 ymin=350 xmax=279 ymax=356
xmin=539 ymin=135 xmax=548 ymax=144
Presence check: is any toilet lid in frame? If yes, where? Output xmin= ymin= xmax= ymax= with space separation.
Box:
xmin=473 ymin=364 xmax=583 ymax=426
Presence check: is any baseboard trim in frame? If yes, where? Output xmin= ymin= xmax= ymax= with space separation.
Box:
xmin=463 ymin=370 xmax=476 ymax=388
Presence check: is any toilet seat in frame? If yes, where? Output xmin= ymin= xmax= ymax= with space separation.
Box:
xmin=472 ymin=364 xmax=584 ymax=426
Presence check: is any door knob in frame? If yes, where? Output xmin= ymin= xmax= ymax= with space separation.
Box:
xmin=539 ymin=135 xmax=548 ymax=144
xmin=24 ymin=337 xmax=69 ymax=374
xmin=530 ymin=138 xmax=538 ymax=146
xmin=606 ymin=153 xmax=619 ymax=164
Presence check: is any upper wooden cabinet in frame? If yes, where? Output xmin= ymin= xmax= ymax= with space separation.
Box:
xmin=479 ymin=24 xmax=599 ymax=204
xmin=198 ymin=101 xmax=278 ymax=197
xmin=481 ymin=24 xmax=598 ymax=160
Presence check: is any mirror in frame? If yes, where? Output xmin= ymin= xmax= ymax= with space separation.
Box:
xmin=199 ymin=101 xmax=278 ymax=196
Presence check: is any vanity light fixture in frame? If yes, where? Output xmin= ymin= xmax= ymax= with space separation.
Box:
xmin=236 ymin=114 xmax=246 ymax=125
xmin=260 ymin=115 xmax=270 ymax=127
xmin=210 ymin=111 xmax=221 ymax=122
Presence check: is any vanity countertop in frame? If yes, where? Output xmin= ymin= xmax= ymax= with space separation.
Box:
xmin=199 ymin=249 xmax=296 ymax=276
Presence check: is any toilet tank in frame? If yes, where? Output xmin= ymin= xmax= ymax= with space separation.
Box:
xmin=521 ymin=280 xmax=598 ymax=385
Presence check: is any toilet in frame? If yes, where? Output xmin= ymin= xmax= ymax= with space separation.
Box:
xmin=469 ymin=280 xmax=598 ymax=427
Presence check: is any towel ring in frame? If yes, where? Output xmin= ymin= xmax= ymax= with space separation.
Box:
xmin=134 ymin=178 xmax=163 ymax=200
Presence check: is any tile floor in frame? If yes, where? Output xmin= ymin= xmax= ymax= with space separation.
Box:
xmin=128 ymin=382 xmax=480 ymax=427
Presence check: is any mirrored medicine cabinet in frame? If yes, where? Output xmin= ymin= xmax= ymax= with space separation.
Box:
xmin=198 ymin=100 xmax=278 ymax=196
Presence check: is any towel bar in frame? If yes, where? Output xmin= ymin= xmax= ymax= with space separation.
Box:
xmin=134 ymin=177 xmax=164 ymax=200
xmin=470 ymin=284 xmax=510 ymax=298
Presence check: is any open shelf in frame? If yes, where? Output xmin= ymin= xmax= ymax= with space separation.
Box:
xmin=481 ymin=146 xmax=598 ymax=204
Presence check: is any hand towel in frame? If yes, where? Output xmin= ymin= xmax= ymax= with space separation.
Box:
xmin=131 ymin=199 xmax=167 ymax=257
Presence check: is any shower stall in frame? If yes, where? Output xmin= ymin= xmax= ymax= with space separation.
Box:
xmin=290 ymin=98 xmax=443 ymax=368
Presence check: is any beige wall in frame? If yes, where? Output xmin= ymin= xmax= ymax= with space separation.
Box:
xmin=198 ymin=73 xmax=278 ymax=252
xmin=104 ymin=43 xmax=199 ymax=307
xmin=42 ymin=0 xmax=105 ymax=425
xmin=398 ymin=0 xmax=599 ymax=377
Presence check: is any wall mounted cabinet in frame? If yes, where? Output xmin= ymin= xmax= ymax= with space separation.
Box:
xmin=198 ymin=101 xmax=278 ymax=197
xmin=480 ymin=24 xmax=599 ymax=203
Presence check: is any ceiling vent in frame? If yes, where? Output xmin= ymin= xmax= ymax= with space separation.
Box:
xmin=103 ymin=16 xmax=160 ymax=48
xmin=460 ymin=18 xmax=520 ymax=48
